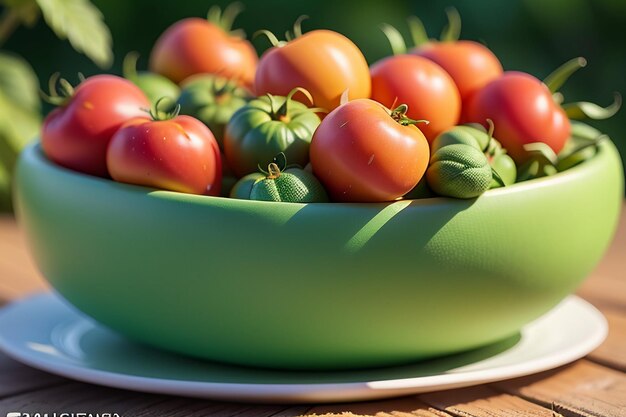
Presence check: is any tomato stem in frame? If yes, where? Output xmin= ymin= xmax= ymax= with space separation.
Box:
xmin=390 ymin=104 xmax=429 ymax=127
xmin=267 ymin=163 xmax=282 ymax=179
xmin=407 ymin=16 xmax=429 ymax=47
xmin=440 ymin=7 xmax=461 ymax=42
xmin=380 ymin=24 xmax=407 ymax=55
xmin=40 ymin=73 xmax=75 ymax=107
xmin=543 ymin=57 xmax=587 ymax=94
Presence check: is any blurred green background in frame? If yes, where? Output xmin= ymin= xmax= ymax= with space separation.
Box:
xmin=1 ymin=0 xmax=624 ymax=190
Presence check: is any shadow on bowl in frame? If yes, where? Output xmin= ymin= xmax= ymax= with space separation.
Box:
xmin=13 ymin=140 xmax=623 ymax=370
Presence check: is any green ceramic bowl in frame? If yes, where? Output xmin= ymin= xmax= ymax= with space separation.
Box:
xmin=14 ymin=140 xmax=623 ymax=370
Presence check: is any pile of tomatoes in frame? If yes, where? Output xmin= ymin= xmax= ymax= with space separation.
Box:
xmin=40 ymin=5 xmax=620 ymax=203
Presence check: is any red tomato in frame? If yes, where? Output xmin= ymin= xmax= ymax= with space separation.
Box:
xmin=414 ymin=40 xmax=502 ymax=107
xmin=41 ymin=75 xmax=150 ymax=178
xmin=107 ymin=115 xmax=222 ymax=196
xmin=255 ymin=29 xmax=371 ymax=112
xmin=465 ymin=71 xmax=570 ymax=162
xmin=149 ymin=14 xmax=258 ymax=89
xmin=370 ymin=55 xmax=461 ymax=142
xmin=310 ymin=99 xmax=430 ymax=202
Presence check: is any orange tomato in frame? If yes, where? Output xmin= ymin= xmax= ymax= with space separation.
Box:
xmin=255 ymin=29 xmax=370 ymax=112
xmin=310 ymin=99 xmax=429 ymax=202
xmin=149 ymin=5 xmax=257 ymax=88
xmin=370 ymin=55 xmax=460 ymax=142
xmin=414 ymin=41 xmax=502 ymax=105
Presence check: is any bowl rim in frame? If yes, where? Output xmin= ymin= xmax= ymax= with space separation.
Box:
xmin=20 ymin=138 xmax=617 ymax=209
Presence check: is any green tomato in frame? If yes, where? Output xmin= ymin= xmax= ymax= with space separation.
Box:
xmin=224 ymin=89 xmax=321 ymax=177
xmin=489 ymin=153 xmax=517 ymax=188
xmin=432 ymin=125 xmax=517 ymax=189
xmin=123 ymin=52 xmax=179 ymax=106
xmin=230 ymin=172 xmax=265 ymax=199
xmin=250 ymin=164 xmax=328 ymax=203
xmin=430 ymin=128 xmax=481 ymax=155
xmin=426 ymin=144 xmax=492 ymax=199
xmin=133 ymin=73 xmax=180 ymax=105
xmin=177 ymin=75 xmax=251 ymax=150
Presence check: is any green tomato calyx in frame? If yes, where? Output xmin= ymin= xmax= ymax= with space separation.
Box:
xmin=207 ymin=2 xmax=245 ymax=37
xmin=267 ymin=87 xmax=318 ymax=122
xmin=390 ymin=104 xmax=429 ymax=127
xmin=381 ymin=7 xmax=461 ymax=55
xmin=254 ymin=15 xmax=309 ymax=48
xmin=544 ymin=57 xmax=587 ymax=94
xmin=147 ymin=97 xmax=180 ymax=121
xmin=544 ymin=57 xmax=621 ymax=121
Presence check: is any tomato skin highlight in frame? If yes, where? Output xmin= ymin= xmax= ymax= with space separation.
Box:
xmin=310 ymin=99 xmax=430 ymax=202
xmin=149 ymin=18 xmax=258 ymax=89
xmin=41 ymin=75 xmax=150 ymax=178
xmin=414 ymin=41 xmax=503 ymax=106
xmin=370 ymin=55 xmax=461 ymax=142
xmin=106 ymin=115 xmax=222 ymax=196
xmin=465 ymin=71 xmax=571 ymax=162
xmin=254 ymin=30 xmax=371 ymax=112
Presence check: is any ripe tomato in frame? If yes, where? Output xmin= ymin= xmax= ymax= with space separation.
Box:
xmin=107 ymin=110 xmax=221 ymax=196
xmin=370 ymin=55 xmax=460 ymax=142
xmin=255 ymin=23 xmax=370 ymax=112
xmin=414 ymin=41 xmax=502 ymax=107
xmin=149 ymin=4 xmax=257 ymax=88
xmin=310 ymin=99 xmax=430 ymax=202
xmin=41 ymin=75 xmax=150 ymax=178
xmin=465 ymin=71 xmax=570 ymax=162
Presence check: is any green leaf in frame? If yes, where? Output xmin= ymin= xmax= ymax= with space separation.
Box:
xmin=0 ymin=51 xmax=40 ymax=112
xmin=0 ymin=88 xmax=41 ymax=173
xmin=35 ymin=0 xmax=113 ymax=68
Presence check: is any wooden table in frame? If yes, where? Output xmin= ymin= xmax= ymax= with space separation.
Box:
xmin=1 ymin=208 xmax=625 ymax=417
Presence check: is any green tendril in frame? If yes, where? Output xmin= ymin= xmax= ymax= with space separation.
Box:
xmin=544 ymin=57 xmax=587 ymax=94
xmin=380 ymin=23 xmax=407 ymax=55
xmin=407 ymin=15 xmax=429 ymax=47
xmin=123 ymin=51 xmax=140 ymax=80
xmin=293 ymin=15 xmax=309 ymax=38
xmin=440 ymin=7 xmax=461 ymax=42
xmin=253 ymin=29 xmax=286 ymax=47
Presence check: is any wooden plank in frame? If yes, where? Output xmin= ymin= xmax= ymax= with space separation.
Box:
xmin=306 ymin=396 xmax=453 ymax=417
xmin=493 ymin=360 xmax=626 ymax=417
xmin=419 ymin=385 xmax=561 ymax=417
xmin=588 ymin=309 xmax=626 ymax=372
xmin=0 ymin=351 xmax=66 ymax=398
xmin=0 ymin=381 xmax=294 ymax=416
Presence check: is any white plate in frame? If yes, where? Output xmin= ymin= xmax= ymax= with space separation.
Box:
xmin=0 ymin=293 xmax=607 ymax=403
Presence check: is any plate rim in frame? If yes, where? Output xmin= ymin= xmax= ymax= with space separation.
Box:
xmin=0 ymin=292 xmax=608 ymax=403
